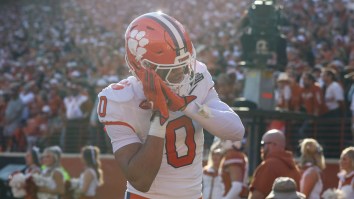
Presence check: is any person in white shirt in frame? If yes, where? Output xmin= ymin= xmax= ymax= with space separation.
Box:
xmin=320 ymin=68 xmax=344 ymax=157
xmin=321 ymin=68 xmax=344 ymax=117
xmin=97 ymin=12 xmax=245 ymax=199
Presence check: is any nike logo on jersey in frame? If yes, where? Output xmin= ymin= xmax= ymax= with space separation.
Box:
xmin=189 ymin=73 xmax=204 ymax=94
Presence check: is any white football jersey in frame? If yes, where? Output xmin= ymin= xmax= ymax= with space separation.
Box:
xmin=97 ymin=61 xmax=214 ymax=199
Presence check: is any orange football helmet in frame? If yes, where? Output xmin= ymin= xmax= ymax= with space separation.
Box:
xmin=125 ymin=12 xmax=196 ymax=96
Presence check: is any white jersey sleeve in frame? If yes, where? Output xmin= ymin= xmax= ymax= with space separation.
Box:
xmin=105 ymin=125 xmax=141 ymax=153
xmin=97 ymin=77 xmax=151 ymax=153
xmin=183 ymin=61 xmax=245 ymax=141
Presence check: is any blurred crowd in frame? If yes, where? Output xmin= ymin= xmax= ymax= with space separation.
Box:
xmin=0 ymin=0 xmax=353 ymax=154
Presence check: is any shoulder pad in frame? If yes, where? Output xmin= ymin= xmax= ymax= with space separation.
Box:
xmin=196 ymin=61 xmax=214 ymax=86
xmin=98 ymin=78 xmax=134 ymax=103
xmin=189 ymin=61 xmax=214 ymax=95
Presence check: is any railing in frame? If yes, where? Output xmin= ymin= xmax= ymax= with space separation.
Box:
xmin=232 ymin=108 xmax=352 ymax=174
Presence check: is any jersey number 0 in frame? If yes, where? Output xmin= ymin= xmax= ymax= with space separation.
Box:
xmin=166 ymin=116 xmax=196 ymax=168
xmin=98 ymin=96 xmax=196 ymax=168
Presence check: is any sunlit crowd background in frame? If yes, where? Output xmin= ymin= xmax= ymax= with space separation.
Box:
xmin=0 ymin=0 xmax=353 ymax=157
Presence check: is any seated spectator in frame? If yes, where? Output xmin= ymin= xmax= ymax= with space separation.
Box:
xmin=299 ymin=138 xmax=325 ymax=199
xmin=202 ymin=141 xmax=224 ymax=199
xmin=338 ymin=147 xmax=354 ymax=199
xmin=249 ymin=129 xmax=301 ymax=199
xmin=265 ymin=177 xmax=305 ymax=199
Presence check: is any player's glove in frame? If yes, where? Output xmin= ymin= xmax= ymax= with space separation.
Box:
xmin=138 ymin=68 xmax=169 ymax=125
xmin=160 ymin=82 xmax=197 ymax=112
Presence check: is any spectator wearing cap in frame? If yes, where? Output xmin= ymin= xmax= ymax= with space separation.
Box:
xmin=299 ymin=138 xmax=325 ymax=199
xmin=275 ymin=72 xmax=291 ymax=111
xmin=265 ymin=177 xmax=306 ymax=199
xmin=249 ymin=129 xmax=301 ymax=199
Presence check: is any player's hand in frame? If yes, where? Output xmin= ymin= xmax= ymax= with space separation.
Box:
xmin=138 ymin=68 xmax=169 ymax=125
xmin=160 ymin=82 xmax=196 ymax=112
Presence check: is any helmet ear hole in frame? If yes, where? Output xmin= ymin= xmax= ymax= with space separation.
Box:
xmin=146 ymin=26 xmax=155 ymax=30
xmin=184 ymin=65 xmax=190 ymax=74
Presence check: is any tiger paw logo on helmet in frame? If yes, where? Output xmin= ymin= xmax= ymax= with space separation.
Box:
xmin=127 ymin=30 xmax=149 ymax=62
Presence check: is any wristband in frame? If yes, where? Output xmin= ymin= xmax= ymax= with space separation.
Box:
xmin=148 ymin=117 xmax=168 ymax=138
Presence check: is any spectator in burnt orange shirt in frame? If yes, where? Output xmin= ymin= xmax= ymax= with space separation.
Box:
xmin=298 ymin=72 xmax=325 ymax=138
xmin=248 ymin=129 xmax=301 ymax=199
xmin=300 ymin=73 xmax=324 ymax=116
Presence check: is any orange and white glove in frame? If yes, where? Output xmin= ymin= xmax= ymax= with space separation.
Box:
xmin=160 ymin=82 xmax=196 ymax=112
xmin=137 ymin=68 xmax=169 ymax=125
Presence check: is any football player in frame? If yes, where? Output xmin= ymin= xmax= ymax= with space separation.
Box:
xmin=97 ymin=12 xmax=245 ymax=199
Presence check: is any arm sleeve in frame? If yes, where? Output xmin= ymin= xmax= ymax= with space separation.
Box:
xmin=105 ymin=125 xmax=141 ymax=153
xmin=183 ymin=87 xmax=244 ymax=141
